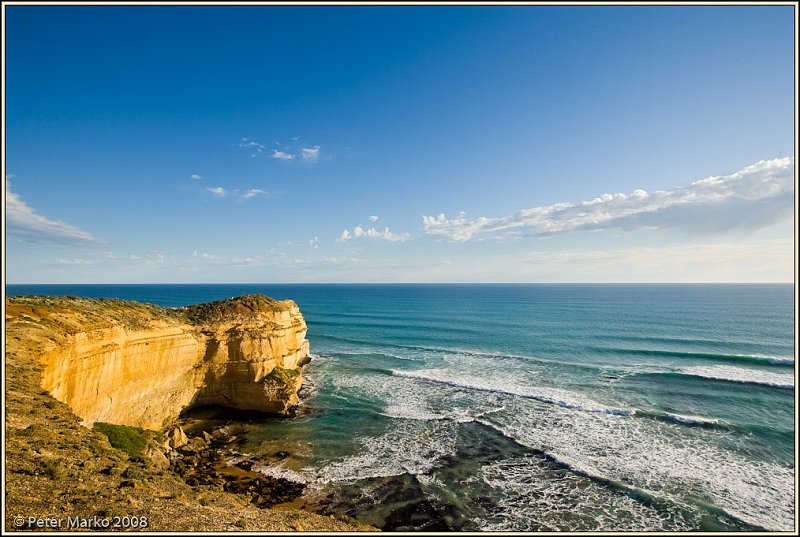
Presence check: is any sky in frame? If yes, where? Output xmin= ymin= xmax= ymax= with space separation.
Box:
xmin=4 ymin=4 xmax=796 ymax=283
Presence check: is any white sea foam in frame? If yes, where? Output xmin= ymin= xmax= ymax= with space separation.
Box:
xmin=679 ymin=365 xmax=794 ymax=389
xmin=392 ymin=368 xmax=635 ymax=415
xmin=737 ymin=353 xmax=795 ymax=365
xmin=663 ymin=413 xmax=720 ymax=426
xmin=310 ymin=347 xmax=793 ymax=530
xmin=477 ymin=397 xmax=795 ymax=531
xmin=326 ymin=349 xmax=426 ymax=363
xmin=251 ymin=462 xmax=308 ymax=484
xmin=479 ymin=456 xmax=695 ymax=531
xmin=330 ymin=363 xmax=506 ymax=423
xmin=704 ymin=352 xmax=795 ymax=365
xmin=380 ymin=403 xmax=449 ymax=422
xmin=310 ymin=420 xmax=458 ymax=484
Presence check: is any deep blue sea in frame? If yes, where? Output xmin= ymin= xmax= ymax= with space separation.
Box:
xmin=6 ymin=284 xmax=796 ymax=531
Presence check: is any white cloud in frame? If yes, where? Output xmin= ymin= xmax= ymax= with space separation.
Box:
xmin=301 ymin=146 xmax=320 ymax=162
xmin=262 ymin=139 xmax=324 ymax=162
xmin=205 ymin=186 xmax=267 ymax=201
xmin=272 ymin=149 xmax=294 ymax=160
xmin=368 ymin=215 xmax=380 ymax=223
xmin=285 ymin=256 xmax=368 ymax=267
xmin=337 ymin=225 xmax=410 ymax=242
xmin=124 ymin=252 xmax=165 ymax=264
xmin=309 ymin=236 xmax=319 ymax=249
xmin=191 ymin=174 xmax=202 ymax=180
xmin=57 ymin=258 xmax=96 ymax=265
xmin=423 ymin=158 xmax=794 ymax=241
xmin=190 ymin=249 xmax=218 ymax=261
xmin=240 ymin=137 xmax=266 ymax=157
xmin=243 ymin=188 xmax=267 ymax=199
xmin=207 ymin=186 xmax=228 ymax=197
xmin=6 ymin=180 xmax=99 ymax=243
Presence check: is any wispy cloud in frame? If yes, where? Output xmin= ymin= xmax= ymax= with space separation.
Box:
xmin=191 ymin=249 xmax=217 ymax=260
xmin=49 ymin=251 xmax=164 ymax=268
xmin=241 ymin=137 xmax=324 ymax=163
xmin=284 ymin=256 xmax=368 ymax=268
xmin=6 ymin=180 xmax=100 ymax=243
xmin=423 ymin=158 xmax=794 ymax=241
xmin=207 ymin=186 xmax=228 ymax=197
xmin=309 ymin=236 xmax=319 ymax=249
xmin=191 ymin=174 xmax=203 ymax=180
xmin=512 ymin=240 xmax=794 ymax=283
xmin=239 ymin=137 xmax=266 ymax=157
xmin=368 ymin=215 xmax=380 ymax=223
xmin=272 ymin=149 xmax=294 ymax=160
xmin=337 ymin=225 xmax=410 ymax=243
xmin=57 ymin=257 xmax=96 ymax=265
xmin=301 ymin=146 xmax=320 ymax=162
xmin=205 ymin=186 xmax=267 ymax=201
xmin=243 ymin=188 xmax=267 ymax=199
xmin=131 ymin=252 xmax=165 ymax=264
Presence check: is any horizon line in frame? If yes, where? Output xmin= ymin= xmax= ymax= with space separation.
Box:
xmin=4 ymin=281 xmax=795 ymax=286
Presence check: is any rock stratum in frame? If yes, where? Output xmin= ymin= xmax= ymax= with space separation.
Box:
xmin=4 ymin=294 xmax=371 ymax=532
xmin=22 ymin=294 xmax=310 ymax=429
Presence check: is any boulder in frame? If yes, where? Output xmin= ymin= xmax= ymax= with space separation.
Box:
xmin=145 ymin=446 xmax=170 ymax=470
xmin=169 ymin=427 xmax=189 ymax=449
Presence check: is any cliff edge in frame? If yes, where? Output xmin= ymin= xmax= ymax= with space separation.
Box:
xmin=10 ymin=294 xmax=309 ymax=429
xmin=4 ymin=294 xmax=370 ymax=532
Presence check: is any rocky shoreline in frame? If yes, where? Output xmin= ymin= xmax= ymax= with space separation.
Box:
xmin=4 ymin=295 xmax=374 ymax=532
xmin=167 ymin=411 xmax=308 ymax=510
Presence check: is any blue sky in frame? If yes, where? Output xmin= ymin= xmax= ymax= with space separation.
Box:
xmin=4 ymin=5 xmax=795 ymax=283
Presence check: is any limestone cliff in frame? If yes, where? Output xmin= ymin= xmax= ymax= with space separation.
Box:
xmin=7 ymin=294 xmax=310 ymax=430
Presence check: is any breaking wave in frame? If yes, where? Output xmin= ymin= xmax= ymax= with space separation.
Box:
xmin=391 ymin=368 xmax=635 ymax=415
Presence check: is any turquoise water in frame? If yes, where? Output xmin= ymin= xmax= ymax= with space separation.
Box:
xmin=7 ymin=284 xmax=795 ymax=531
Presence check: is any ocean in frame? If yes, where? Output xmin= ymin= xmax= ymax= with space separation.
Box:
xmin=6 ymin=283 xmax=795 ymax=531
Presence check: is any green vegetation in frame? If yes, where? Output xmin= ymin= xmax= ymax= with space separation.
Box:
xmin=93 ymin=422 xmax=148 ymax=459
xmin=180 ymin=294 xmax=289 ymax=324
xmin=264 ymin=366 xmax=301 ymax=386
xmin=39 ymin=457 xmax=67 ymax=480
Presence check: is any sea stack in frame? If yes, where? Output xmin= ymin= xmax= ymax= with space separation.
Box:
xmin=7 ymin=294 xmax=310 ymax=430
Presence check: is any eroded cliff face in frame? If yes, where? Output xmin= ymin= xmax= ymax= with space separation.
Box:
xmin=8 ymin=294 xmax=310 ymax=430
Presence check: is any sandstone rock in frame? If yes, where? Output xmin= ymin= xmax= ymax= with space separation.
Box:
xmin=31 ymin=294 xmax=309 ymax=430
xmin=169 ymin=427 xmax=189 ymax=449
xmin=202 ymin=431 xmax=213 ymax=443
xmin=145 ymin=446 xmax=170 ymax=470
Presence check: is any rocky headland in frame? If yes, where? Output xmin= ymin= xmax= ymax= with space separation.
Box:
xmin=4 ymin=294 xmax=372 ymax=532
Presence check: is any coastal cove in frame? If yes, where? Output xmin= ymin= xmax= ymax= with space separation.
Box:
xmin=5 ymin=3 xmax=795 ymax=533
xmin=5 ymin=284 xmax=796 ymax=531
xmin=4 ymin=293 xmax=374 ymax=532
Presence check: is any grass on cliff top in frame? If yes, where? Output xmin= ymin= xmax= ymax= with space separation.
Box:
xmin=180 ymin=294 xmax=293 ymax=324
xmin=6 ymin=293 xmax=294 ymax=330
xmin=6 ymin=294 xmax=293 ymax=332
xmin=92 ymin=422 xmax=148 ymax=460
xmin=6 ymin=295 xmax=190 ymax=331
